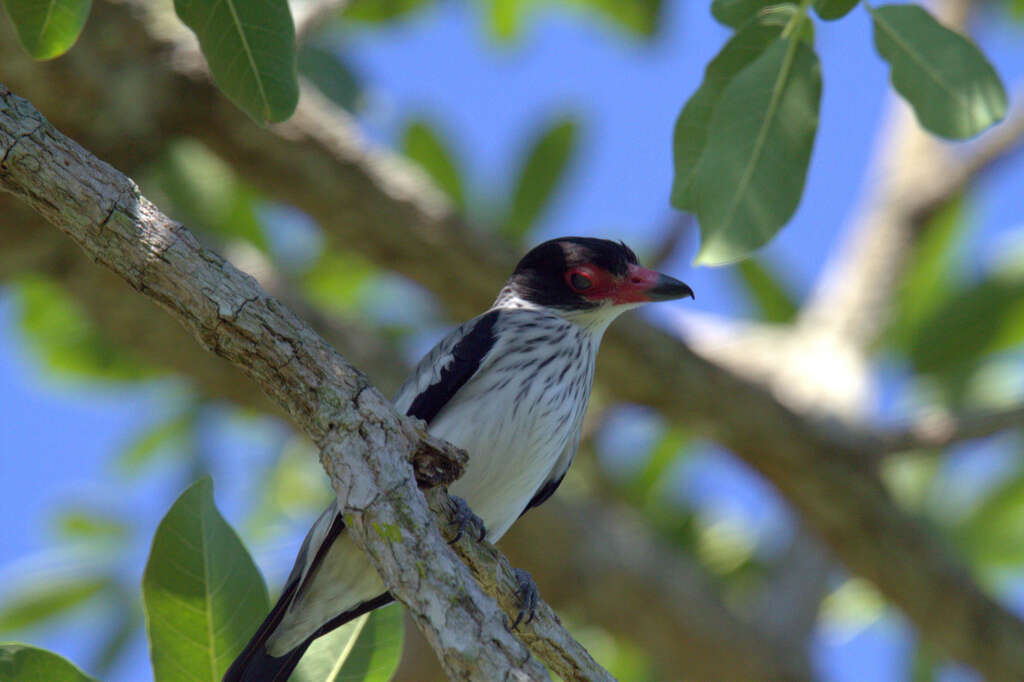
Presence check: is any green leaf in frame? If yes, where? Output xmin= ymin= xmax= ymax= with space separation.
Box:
xmin=54 ymin=509 xmax=130 ymax=541
xmin=173 ymin=0 xmax=298 ymax=123
xmin=710 ymin=0 xmax=776 ymax=27
xmin=688 ymin=37 xmax=822 ymax=265
xmin=870 ymin=4 xmax=1006 ymax=139
xmin=149 ymin=139 xmax=268 ymax=250
xmin=734 ymin=258 xmax=798 ymax=322
xmin=13 ymin=275 xmax=154 ymax=382
xmin=889 ymin=196 xmax=968 ymax=352
xmin=1 ymin=0 xmax=90 ymax=59
xmin=671 ymin=21 xmax=782 ymax=210
xmin=813 ymin=0 xmax=857 ymax=21
xmin=0 ymin=644 xmax=96 ymax=682
xmin=501 ymin=116 xmax=579 ymax=242
xmin=293 ymin=605 xmax=404 ymax=682
xmin=343 ymin=0 xmax=433 ymax=23
xmin=906 ymin=274 xmax=1024 ymax=376
xmin=0 ymin=578 xmax=109 ymax=633
xmin=143 ymin=477 xmax=269 ymax=682
xmin=303 ymin=250 xmax=378 ymax=315
xmin=299 ymin=43 xmax=361 ymax=111
xmin=957 ymin=467 xmax=1024 ymax=568
xmin=402 ymin=120 xmax=466 ymax=209
xmin=567 ymin=0 xmax=662 ymax=38
xmin=116 ymin=411 xmax=195 ymax=474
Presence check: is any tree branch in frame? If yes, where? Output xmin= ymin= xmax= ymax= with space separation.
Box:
xmin=874 ymin=404 xmax=1024 ymax=455
xmin=0 ymin=83 xmax=616 ymax=682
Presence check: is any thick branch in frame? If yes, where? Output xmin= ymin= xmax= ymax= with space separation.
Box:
xmin=0 ymin=84 xmax=608 ymax=681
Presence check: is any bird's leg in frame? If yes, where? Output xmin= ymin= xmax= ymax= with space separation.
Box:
xmin=511 ymin=568 xmax=539 ymax=629
xmin=447 ymin=495 xmax=487 ymax=543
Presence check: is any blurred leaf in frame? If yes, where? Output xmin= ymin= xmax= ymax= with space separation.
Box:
xmin=957 ymin=466 xmax=1024 ymax=567
xmin=710 ymin=0 xmax=776 ymax=27
xmin=151 ymin=139 xmax=268 ymax=250
xmin=247 ymin=436 xmax=332 ymax=539
xmin=174 ymin=0 xmax=298 ymax=123
xmin=906 ymin=275 xmax=1024 ymax=377
xmin=820 ymin=578 xmax=886 ymax=630
xmin=299 ymin=43 xmax=362 ymax=111
xmin=143 ymin=477 xmax=269 ymax=681
xmin=626 ymin=427 xmax=688 ymax=503
xmin=116 ymin=411 xmax=195 ymax=475
xmin=293 ymin=605 xmax=404 ymax=682
xmin=813 ymin=0 xmax=857 ymax=20
xmin=0 ymin=578 xmax=109 ymax=633
xmin=890 ymin=197 xmax=967 ymax=351
xmin=0 ymin=644 xmax=96 ymax=682
xmin=672 ymin=21 xmax=781 ymax=210
xmin=567 ymin=0 xmax=661 ymax=37
xmin=486 ymin=0 xmax=529 ymax=43
xmin=402 ymin=119 xmax=466 ymax=209
xmin=1 ymin=0 xmax=90 ymax=59
xmin=734 ymin=259 xmax=797 ymax=322
xmin=303 ymin=250 xmax=379 ymax=315
xmin=343 ymin=0 xmax=433 ymax=23
xmin=91 ymin=600 xmax=140 ymax=678
xmin=870 ymin=4 xmax=1006 ymax=139
xmin=501 ymin=116 xmax=579 ymax=242
xmin=686 ymin=36 xmax=822 ymax=265
xmin=54 ymin=509 xmax=129 ymax=541
xmin=13 ymin=275 xmax=153 ymax=381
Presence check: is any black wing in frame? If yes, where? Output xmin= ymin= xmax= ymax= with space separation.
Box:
xmin=401 ymin=310 xmax=500 ymax=423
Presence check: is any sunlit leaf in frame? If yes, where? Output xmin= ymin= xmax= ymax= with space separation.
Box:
xmin=672 ymin=21 xmax=781 ymax=210
xmin=734 ymin=258 xmax=797 ymax=322
xmin=174 ymin=0 xmax=298 ymax=123
xmin=1 ymin=0 xmax=90 ymax=59
xmin=0 ymin=644 xmax=96 ymax=682
xmin=293 ymin=605 xmax=404 ymax=682
xmin=299 ymin=43 xmax=362 ymax=111
xmin=0 ymin=578 xmax=109 ymax=633
xmin=402 ymin=119 xmax=466 ymax=209
xmin=501 ymin=116 xmax=579 ymax=242
xmin=143 ymin=477 xmax=269 ymax=681
xmin=870 ymin=4 xmax=1006 ymax=139
xmin=13 ymin=275 xmax=153 ymax=382
xmin=686 ymin=36 xmax=822 ymax=265
xmin=813 ymin=0 xmax=857 ymax=20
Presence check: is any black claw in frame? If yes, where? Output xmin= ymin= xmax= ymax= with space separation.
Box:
xmin=511 ymin=568 xmax=539 ymax=629
xmin=447 ymin=495 xmax=486 ymax=544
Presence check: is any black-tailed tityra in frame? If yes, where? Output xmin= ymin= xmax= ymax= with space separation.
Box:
xmin=225 ymin=237 xmax=693 ymax=681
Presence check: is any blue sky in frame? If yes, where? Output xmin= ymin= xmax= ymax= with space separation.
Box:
xmin=2 ymin=1 xmax=1023 ymax=680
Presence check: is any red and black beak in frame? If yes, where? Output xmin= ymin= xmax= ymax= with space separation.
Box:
xmin=613 ymin=264 xmax=694 ymax=304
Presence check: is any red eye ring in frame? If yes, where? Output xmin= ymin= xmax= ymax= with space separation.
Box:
xmin=567 ymin=270 xmax=593 ymax=292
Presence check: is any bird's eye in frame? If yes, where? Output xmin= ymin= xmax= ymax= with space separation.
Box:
xmin=568 ymin=271 xmax=592 ymax=291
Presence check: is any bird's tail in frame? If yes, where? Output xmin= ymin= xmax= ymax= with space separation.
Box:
xmin=222 ymin=588 xmax=395 ymax=682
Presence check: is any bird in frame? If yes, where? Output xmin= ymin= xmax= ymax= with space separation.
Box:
xmin=224 ymin=237 xmax=693 ymax=681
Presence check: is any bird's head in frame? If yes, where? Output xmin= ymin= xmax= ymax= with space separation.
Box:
xmin=499 ymin=237 xmax=693 ymax=326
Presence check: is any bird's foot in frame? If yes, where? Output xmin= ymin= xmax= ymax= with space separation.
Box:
xmin=447 ymin=495 xmax=487 ymax=543
xmin=511 ymin=568 xmax=539 ymax=629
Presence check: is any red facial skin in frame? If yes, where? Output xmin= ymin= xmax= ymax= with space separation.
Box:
xmin=565 ymin=263 xmax=664 ymax=304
